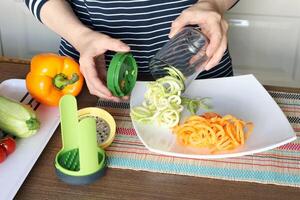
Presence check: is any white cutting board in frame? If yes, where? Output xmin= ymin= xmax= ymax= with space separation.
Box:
xmin=0 ymin=79 xmax=60 ymax=200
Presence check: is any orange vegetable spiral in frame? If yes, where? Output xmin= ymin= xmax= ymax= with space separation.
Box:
xmin=172 ymin=112 xmax=254 ymax=153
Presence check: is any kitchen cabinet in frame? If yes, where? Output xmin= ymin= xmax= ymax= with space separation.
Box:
xmin=0 ymin=0 xmax=299 ymax=87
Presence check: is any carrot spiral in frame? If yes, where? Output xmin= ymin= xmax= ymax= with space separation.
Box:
xmin=172 ymin=112 xmax=254 ymax=153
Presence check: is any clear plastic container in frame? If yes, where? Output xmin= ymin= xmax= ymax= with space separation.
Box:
xmin=149 ymin=27 xmax=208 ymax=88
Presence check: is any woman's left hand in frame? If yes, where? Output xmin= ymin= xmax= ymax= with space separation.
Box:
xmin=169 ymin=0 xmax=229 ymax=71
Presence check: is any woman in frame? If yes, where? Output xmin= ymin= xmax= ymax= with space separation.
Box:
xmin=25 ymin=0 xmax=239 ymax=101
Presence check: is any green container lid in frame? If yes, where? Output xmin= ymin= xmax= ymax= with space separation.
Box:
xmin=107 ymin=53 xmax=138 ymax=97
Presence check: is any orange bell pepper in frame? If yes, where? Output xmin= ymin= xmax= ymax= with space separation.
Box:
xmin=26 ymin=53 xmax=84 ymax=106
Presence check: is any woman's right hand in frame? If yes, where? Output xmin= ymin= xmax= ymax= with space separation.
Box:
xmin=76 ymin=29 xmax=130 ymax=101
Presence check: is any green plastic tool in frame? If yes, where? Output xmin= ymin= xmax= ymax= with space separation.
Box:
xmin=107 ymin=52 xmax=138 ymax=97
xmin=55 ymin=95 xmax=106 ymax=185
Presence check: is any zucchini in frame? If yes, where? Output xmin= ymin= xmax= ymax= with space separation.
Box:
xmin=0 ymin=96 xmax=40 ymax=138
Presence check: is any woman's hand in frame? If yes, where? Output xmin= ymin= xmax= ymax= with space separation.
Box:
xmin=38 ymin=0 xmax=130 ymax=101
xmin=76 ymin=29 xmax=130 ymax=101
xmin=169 ymin=0 xmax=229 ymax=71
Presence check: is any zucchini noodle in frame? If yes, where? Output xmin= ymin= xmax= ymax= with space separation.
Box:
xmin=131 ymin=75 xmax=183 ymax=127
xmin=130 ymin=66 xmax=211 ymax=128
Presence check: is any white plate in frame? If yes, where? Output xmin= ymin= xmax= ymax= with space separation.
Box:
xmin=130 ymin=74 xmax=297 ymax=159
xmin=0 ymin=79 xmax=60 ymax=200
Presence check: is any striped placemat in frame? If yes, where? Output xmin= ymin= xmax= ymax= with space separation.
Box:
xmin=97 ymin=90 xmax=300 ymax=187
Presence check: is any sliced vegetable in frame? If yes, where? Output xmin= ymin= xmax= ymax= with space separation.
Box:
xmin=163 ymin=66 xmax=186 ymax=89
xmin=0 ymin=96 xmax=40 ymax=138
xmin=181 ymin=96 xmax=212 ymax=115
xmin=131 ymin=72 xmax=183 ymax=127
xmin=130 ymin=66 xmax=211 ymax=128
xmin=172 ymin=112 xmax=254 ymax=153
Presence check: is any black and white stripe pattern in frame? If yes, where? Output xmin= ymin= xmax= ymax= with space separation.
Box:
xmin=97 ymin=99 xmax=130 ymax=109
xmin=269 ymin=92 xmax=300 ymax=100
xmin=287 ymin=116 xmax=300 ymax=124
xmin=26 ymin=0 xmax=233 ymax=79
xmin=25 ymin=0 xmax=48 ymax=21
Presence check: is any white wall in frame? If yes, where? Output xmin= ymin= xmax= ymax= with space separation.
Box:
xmin=225 ymin=0 xmax=300 ymax=87
xmin=0 ymin=0 xmax=60 ymax=58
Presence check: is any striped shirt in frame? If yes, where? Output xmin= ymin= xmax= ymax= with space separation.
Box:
xmin=25 ymin=0 xmax=234 ymax=79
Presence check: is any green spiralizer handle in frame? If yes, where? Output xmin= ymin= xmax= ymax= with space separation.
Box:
xmin=78 ymin=117 xmax=99 ymax=174
xmin=59 ymin=95 xmax=78 ymax=151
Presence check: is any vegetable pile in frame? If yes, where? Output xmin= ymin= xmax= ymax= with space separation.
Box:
xmin=129 ymin=66 xmax=255 ymax=154
xmin=172 ymin=112 xmax=254 ymax=153
xmin=130 ymin=67 xmax=211 ymax=128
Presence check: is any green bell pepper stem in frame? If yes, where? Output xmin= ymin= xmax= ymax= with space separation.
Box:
xmin=53 ymin=73 xmax=79 ymax=90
